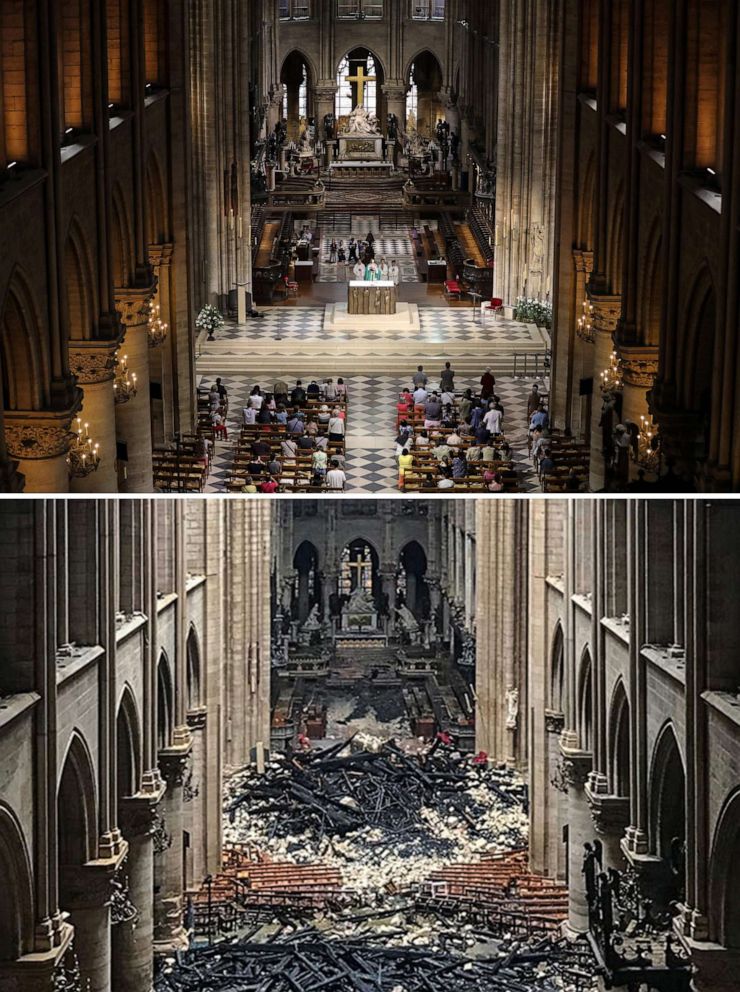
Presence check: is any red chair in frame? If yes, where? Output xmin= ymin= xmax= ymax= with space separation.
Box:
xmin=444 ymin=279 xmax=462 ymax=301
xmin=483 ymin=297 xmax=504 ymax=323
xmin=284 ymin=275 xmax=299 ymax=298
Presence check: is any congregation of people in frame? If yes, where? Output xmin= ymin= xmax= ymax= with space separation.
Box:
xmin=327 ymin=228 xmax=401 ymax=284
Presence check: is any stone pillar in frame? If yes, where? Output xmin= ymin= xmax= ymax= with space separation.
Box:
xmin=560 ymin=748 xmax=593 ymax=934
xmin=382 ymin=82 xmax=407 ymax=132
xmin=147 ymin=244 xmax=175 ymax=447
xmin=380 ymin=567 xmax=397 ymax=635
xmin=114 ymin=287 xmax=156 ymax=492
xmin=322 ymin=570 xmax=338 ymax=624
xmin=585 ymin=780 xmax=630 ymax=871
xmin=560 ymin=250 xmax=595 ymax=438
xmin=545 ymin=712 xmax=566 ymax=880
xmin=617 ymin=345 xmax=660 ymax=431
xmin=185 ymin=708 xmax=208 ymax=891
xmin=114 ymin=785 xmax=165 ymax=992
xmin=4 ymin=414 xmax=75 ymax=493
xmin=68 ymin=342 xmax=120 ymax=493
xmin=153 ymin=747 xmax=190 ymax=954
xmin=587 ymin=292 xmax=622 ymax=491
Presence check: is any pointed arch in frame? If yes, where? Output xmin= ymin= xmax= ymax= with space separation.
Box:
xmin=58 ymin=731 xmax=98 ymax=867
xmin=578 ymin=151 xmax=596 ymax=249
xmin=117 ymin=685 xmax=142 ymax=799
xmin=607 ymin=181 xmax=625 ymax=295
xmin=186 ymin=624 xmax=202 ymax=710
xmin=577 ymin=647 xmax=593 ymax=751
xmin=678 ymin=263 xmax=716 ymax=411
xmin=157 ymin=650 xmax=174 ymax=750
xmin=110 ymin=183 xmax=134 ymax=289
xmin=63 ymin=217 xmax=98 ymax=342
xmin=639 ymin=216 xmax=663 ymax=346
xmin=0 ymin=267 xmax=47 ymax=411
xmin=0 ymin=802 xmax=34 ymax=961
xmin=550 ymin=622 xmax=565 ymax=712
xmin=145 ymin=150 xmax=168 ymax=246
xmin=649 ymin=721 xmax=685 ymax=862
xmin=608 ymin=679 xmax=630 ymax=796
xmin=709 ymin=788 xmax=740 ymax=948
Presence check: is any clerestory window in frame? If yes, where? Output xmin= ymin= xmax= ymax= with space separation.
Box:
xmin=338 ymin=1 xmax=384 ymax=20
xmin=279 ymin=0 xmax=311 ymax=20
xmin=411 ymin=0 xmax=445 ymax=20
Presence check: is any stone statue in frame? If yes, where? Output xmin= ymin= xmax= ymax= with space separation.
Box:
xmin=395 ymin=604 xmax=420 ymax=634
xmin=345 ymin=586 xmax=375 ymax=614
xmin=302 ymin=603 xmax=321 ymax=630
xmin=505 ymin=687 xmax=519 ymax=730
xmin=345 ymin=105 xmax=381 ymax=135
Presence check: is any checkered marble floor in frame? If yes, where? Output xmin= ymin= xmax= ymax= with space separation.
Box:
xmin=208 ymin=308 xmax=537 ymax=345
xmin=318 ymin=215 xmax=419 ymax=284
xmin=198 ymin=372 xmax=544 ymax=494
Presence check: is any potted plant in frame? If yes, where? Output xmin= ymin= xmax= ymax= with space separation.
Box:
xmin=196 ymin=304 xmax=224 ymax=341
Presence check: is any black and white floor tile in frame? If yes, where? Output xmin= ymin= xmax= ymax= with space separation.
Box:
xmin=198 ymin=372 xmax=544 ymax=494
xmin=318 ymin=216 xmax=419 ymax=284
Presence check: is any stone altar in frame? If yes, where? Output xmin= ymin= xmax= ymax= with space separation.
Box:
xmin=338 ymin=135 xmax=385 ymax=161
xmin=348 ymin=281 xmax=397 ymax=316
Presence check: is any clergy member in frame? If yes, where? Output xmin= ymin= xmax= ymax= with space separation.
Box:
xmin=365 ymin=259 xmax=379 ymax=281
xmin=389 ymin=260 xmax=400 ymax=286
xmin=353 ymin=260 xmax=366 ymax=281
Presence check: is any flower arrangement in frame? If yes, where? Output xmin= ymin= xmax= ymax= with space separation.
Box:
xmin=514 ymin=297 xmax=553 ymax=329
xmin=196 ymin=304 xmax=224 ymax=340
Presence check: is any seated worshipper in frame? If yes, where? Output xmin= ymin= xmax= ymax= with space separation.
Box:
xmin=440 ymin=362 xmax=455 ymax=392
xmin=326 ymin=460 xmax=347 ymax=491
xmin=335 ymin=378 xmax=348 ymax=399
xmin=353 ymin=260 xmax=366 ymax=281
xmin=273 ymin=379 xmax=289 ymax=404
xmin=291 ymin=380 xmax=307 ymax=404
xmin=398 ymin=448 xmax=414 ymax=488
xmin=483 ymin=404 xmax=503 ymax=435
xmin=432 ymin=437 xmax=451 ymax=462
xmin=248 ymin=454 xmax=266 ymax=476
xmin=307 ymin=380 xmax=321 ymax=399
xmin=297 ymin=434 xmax=316 ymax=451
xmin=531 ymin=426 xmax=549 ymax=461
xmin=242 ymin=400 xmax=257 ymax=426
xmin=328 ymin=412 xmax=346 ymax=443
xmin=416 ymin=430 xmax=431 ymax=450
xmin=249 ymin=386 xmax=264 ymax=411
xmin=539 ymin=449 xmax=556 ymax=475
xmin=474 ymin=423 xmax=491 ymax=445
xmin=395 ymin=430 xmax=413 ymax=457
xmin=281 ymin=437 xmax=299 ymax=459
xmin=481 ymin=441 xmax=497 ymax=462
xmin=530 ymin=404 xmax=550 ymax=431
xmin=424 ymin=392 xmax=443 ymax=428
xmin=397 ymin=390 xmax=413 ymax=426
xmin=305 ymin=418 xmax=319 ymax=437
xmin=267 ymin=455 xmax=282 ymax=477
xmin=413 ymin=365 xmax=429 ymax=388
xmin=379 ymin=258 xmax=389 ymax=280
xmin=260 ymin=477 xmax=279 ymax=494
xmin=312 ymin=448 xmax=328 ymax=480
xmin=389 ymin=260 xmax=400 ymax=286
xmin=440 ymin=388 xmax=456 ymax=415
xmin=480 ymin=367 xmax=496 ymax=400
xmin=466 ymin=444 xmax=482 ymax=462
xmin=489 ymin=472 xmax=505 ymax=493
xmin=287 ymin=410 xmax=305 ymax=435
xmin=447 ymin=427 xmax=463 ymax=447
xmin=413 ymin=384 xmax=428 ymax=415
xmin=331 ymin=451 xmax=346 ymax=469
xmin=241 ymin=476 xmax=258 ymax=494
xmin=257 ymin=403 xmax=273 ymax=426
xmin=275 ymin=405 xmax=288 ymax=425
xmin=211 ymin=410 xmax=228 ymax=439
xmin=317 ymin=404 xmax=331 ymax=426
xmin=452 ymin=452 xmax=468 ymax=479
xmin=459 ymin=389 xmax=473 ymax=422
xmin=324 ymin=378 xmax=338 ymax=402
xmin=500 ymin=442 xmax=513 ymax=464
xmin=251 ymin=439 xmax=272 ymax=461
xmin=196 ymin=434 xmax=212 ymax=467
xmin=437 ymin=466 xmax=455 ymax=489
xmin=365 ymin=259 xmax=379 ymax=281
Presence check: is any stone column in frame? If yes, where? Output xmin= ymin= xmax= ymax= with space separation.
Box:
xmin=153 ymin=747 xmax=191 ymax=954
xmin=545 ymin=712 xmax=566 ymax=880
xmin=114 ymin=785 xmax=165 ymax=992
xmin=147 ymin=245 xmax=175 ymax=447
xmin=68 ymin=342 xmax=120 ymax=492
xmin=588 ymin=292 xmax=622 ymax=491
xmin=114 ymin=287 xmax=156 ymax=492
xmin=4 ymin=413 xmax=76 ymax=493
xmin=561 ymin=250 xmax=595 ymax=438
xmin=379 ymin=567 xmax=397 ymax=635
xmin=560 ymin=747 xmax=593 ymax=934
xmin=585 ymin=783 xmax=630 ymax=871
xmin=185 ymin=707 xmax=208 ymax=891
xmin=382 ymin=82 xmax=407 ymax=132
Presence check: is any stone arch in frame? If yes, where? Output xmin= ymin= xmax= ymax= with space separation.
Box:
xmin=577 ymin=648 xmax=593 ymax=751
xmin=335 ymin=47 xmax=386 ymax=82
xmin=649 ymin=721 xmax=686 ymax=866
xmin=117 ymin=685 xmax=142 ymax=799
xmin=578 ymin=151 xmax=596 ymax=249
xmin=292 ymin=540 xmax=321 ymax=623
xmin=0 ymin=266 xmax=48 ymax=411
xmin=708 ymin=787 xmax=740 ymax=948
xmin=58 ymin=731 xmax=98 ymax=867
xmin=550 ymin=622 xmax=565 ymax=712
xmin=0 ymin=802 xmax=34 ymax=961
xmin=639 ymin=216 xmax=663 ymax=346
xmin=186 ymin=624 xmax=202 ymax=710
xmin=63 ymin=217 xmax=98 ymax=342
xmin=678 ymin=263 xmax=716 ymax=412
xmin=608 ymin=679 xmax=630 ymax=796
xmin=280 ymin=48 xmax=319 ymax=92
xmin=405 ymin=49 xmax=444 ymax=136
xmin=399 ymin=540 xmax=429 ymax=618
xmin=110 ymin=183 xmax=134 ymax=289
xmin=144 ymin=150 xmax=168 ymax=246
xmin=157 ymin=650 xmax=175 ymax=750
xmin=607 ymin=181 xmax=625 ymax=295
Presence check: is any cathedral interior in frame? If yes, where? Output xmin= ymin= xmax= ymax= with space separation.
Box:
xmin=1 ymin=1 xmax=739 ymax=494
xmin=0 ymin=497 xmax=739 ymax=992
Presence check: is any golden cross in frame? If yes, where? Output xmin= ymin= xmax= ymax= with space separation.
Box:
xmin=346 ymin=553 xmax=371 ymax=591
xmin=346 ymin=64 xmax=377 ymax=105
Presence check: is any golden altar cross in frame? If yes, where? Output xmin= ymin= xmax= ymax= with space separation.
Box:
xmin=347 ymin=64 xmax=377 ymax=105
xmin=347 ymin=553 xmax=372 ymax=591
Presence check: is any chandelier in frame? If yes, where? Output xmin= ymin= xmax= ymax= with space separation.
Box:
xmin=67 ymin=417 xmax=101 ymax=478
xmin=576 ymin=299 xmax=595 ymax=343
xmin=634 ymin=415 xmax=662 ymax=473
xmin=113 ymin=353 xmax=137 ymax=404
xmin=148 ymin=301 xmax=168 ymax=349
xmin=599 ymin=350 xmax=623 ymax=393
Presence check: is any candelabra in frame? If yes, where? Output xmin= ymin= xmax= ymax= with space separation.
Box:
xmin=634 ymin=415 xmax=662 ymax=473
xmin=576 ymin=299 xmax=595 ymax=343
xmin=599 ymin=350 xmax=623 ymax=393
xmin=66 ymin=417 xmax=101 ymax=478
xmin=147 ymin=301 xmax=168 ymax=348
xmin=113 ymin=353 xmax=138 ymax=404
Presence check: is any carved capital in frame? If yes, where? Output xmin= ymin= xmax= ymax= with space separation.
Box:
xmin=572 ymin=249 xmax=594 ymax=275
xmin=119 ymin=778 xmax=167 ymax=838
xmin=5 ymin=413 xmax=76 ymax=461
xmin=559 ymin=742 xmax=592 ymax=789
xmin=186 ymin=706 xmax=207 ymax=731
xmin=147 ymin=243 xmax=174 ymax=269
xmin=382 ymin=84 xmax=407 ymax=102
xmin=617 ymin=344 xmax=660 ymax=389
xmin=114 ymin=285 xmax=157 ymax=327
xmin=58 ymin=842 xmax=129 ymax=911
xmin=158 ymin=738 xmax=192 ymax=787
xmin=68 ymin=341 xmax=119 ymax=385
xmin=585 ymin=787 xmax=631 ymax=836
xmin=545 ymin=709 xmax=565 ymax=735
xmin=587 ymin=291 xmax=622 ymax=335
